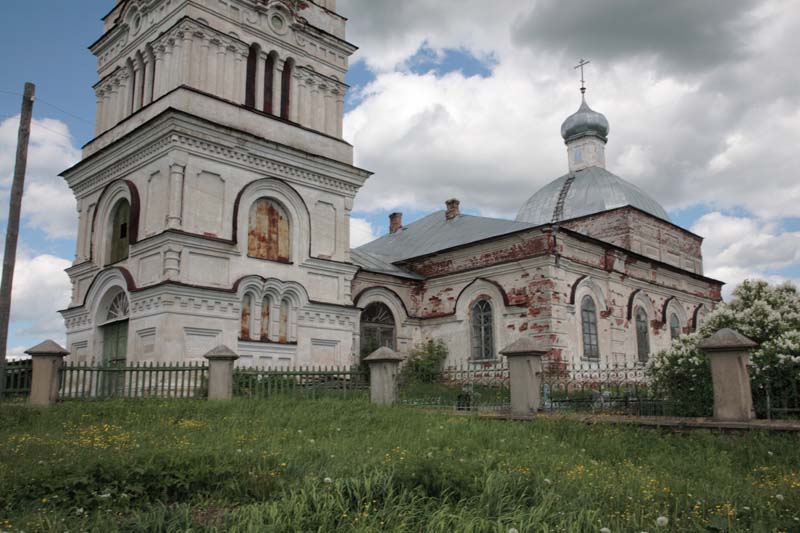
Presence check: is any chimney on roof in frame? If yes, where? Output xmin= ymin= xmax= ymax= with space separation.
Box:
xmin=445 ymin=198 xmax=460 ymax=221
xmin=389 ymin=212 xmax=403 ymax=234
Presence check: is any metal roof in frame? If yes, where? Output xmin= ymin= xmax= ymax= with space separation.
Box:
xmin=515 ymin=166 xmax=670 ymax=226
xmin=349 ymin=249 xmax=424 ymax=280
xmin=355 ymin=211 xmax=536 ymax=263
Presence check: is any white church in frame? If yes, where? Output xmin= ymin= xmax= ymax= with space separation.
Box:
xmin=60 ymin=0 xmax=722 ymax=368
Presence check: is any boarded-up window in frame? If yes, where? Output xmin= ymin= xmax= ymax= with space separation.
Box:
xmin=260 ymin=296 xmax=271 ymax=341
xmin=109 ymin=200 xmax=130 ymax=264
xmin=241 ymin=294 xmax=253 ymax=340
xmin=278 ymin=299 xmax=290 ymax=343
xmin=247 ymin=198 xmax=290 ymax=262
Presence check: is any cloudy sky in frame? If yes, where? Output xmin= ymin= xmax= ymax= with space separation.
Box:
xmin=0 ymin=0 xmax=799 ymax=353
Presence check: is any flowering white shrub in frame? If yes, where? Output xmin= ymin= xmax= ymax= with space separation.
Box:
xmin=649 ymin=280 xmax=800 ymax=416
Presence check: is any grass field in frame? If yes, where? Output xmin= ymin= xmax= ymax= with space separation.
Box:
xmin=1 ymin=399 xmax=799 ymax=532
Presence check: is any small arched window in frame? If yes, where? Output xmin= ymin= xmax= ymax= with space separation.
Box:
xmin=264 ymin=52 xmax=277 ymax=114
xmin=241 ymin=294 xmax=253 ymax=340
xmin=278 ymin=299 xmax=290 ymax=343
xmin=471 ymin=299 xmax=494 ymax=360
xmin=245 ymin=43 xmax=259 ymax=108
xmin=360 ymin=302 xmax=396 ymax=355
xmin=260 ymin=296 xmax=271 ymax=341
xmin=280 ymin=58 xmax=294 ymax=119
xmin=669 ymin=313 xmax=681 ymax=341
xmin=635 ymin=308 xmax=650 ymax=362
xmin=247 ymin=198 xmax=290 ymax=262
xmin=581 ymin=295 xmax=600 ymax=359
xmin=109 ymin=199 xmax=131 ymax=264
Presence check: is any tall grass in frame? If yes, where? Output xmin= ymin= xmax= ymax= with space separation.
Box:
xmin=0 ymin=398 xmax=798 ymax=531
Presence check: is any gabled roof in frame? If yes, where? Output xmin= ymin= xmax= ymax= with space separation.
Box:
xmin=355 ymin=211 xmax=536 ymax=263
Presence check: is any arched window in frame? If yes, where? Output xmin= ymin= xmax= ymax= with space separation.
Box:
xmin=241 ymin=294 xmax=253 ymax=340
xmin=245 ymin=43 xmax=259 ymax=108
xmin=581 ymin=295 xmax=600 ymax=359
xmin=280 ymin=58 xmax=294 ymax=119
xmin=471 ymin=299 xmax=494 ymax=360
xmin=635 ymin=308 xmax=650 ymax=362
xmin=109 ymin=199 xmax=131 ymax=264
xmin=264 ymin=52 xmax=277 ymax=114
xmin=278 ymin=299 xmax=290 ymax=343
xmin=260 ymin=296 xmax=271 ymax=341
xmin=669 ymin=313 xmax=681 ymax=341
xmin=360 ymin=302 xmax=396 ymax=355
xmin=247 ymin=198 xmax=290 ymax=262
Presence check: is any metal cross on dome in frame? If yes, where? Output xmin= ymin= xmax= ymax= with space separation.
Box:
xmin=574 ymin=58 xmax=590 ymax=94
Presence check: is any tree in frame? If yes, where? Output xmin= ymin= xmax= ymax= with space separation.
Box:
xmin=649 ymin=280 xmax=800 ymax=417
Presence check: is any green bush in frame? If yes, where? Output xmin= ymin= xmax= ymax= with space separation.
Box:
xmin=401 ymin=340 xmax=448 ymax=384
xmin=649 ymin=280 xmax=800 ymax=417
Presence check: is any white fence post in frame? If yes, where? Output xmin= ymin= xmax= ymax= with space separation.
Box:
xmin=500 ymin=337 xmax=551 ymax=417
xmin=698 ymin=328 xmax=758 ymax=421
xmin=363 ymin=347 xmax=404 ymax=406
xmin=204 ymin=345 xmax=239 ymax=400
xmin=25 ymin=340 xmax=69 ymax=406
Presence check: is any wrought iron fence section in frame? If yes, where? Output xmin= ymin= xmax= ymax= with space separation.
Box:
xmin=542 ymin=361 xmax=710 ymax=417
xmin=233 ymin=365 xmax=369 ymax=400
xmin=754 ymin=371 xmax=800 ymax=420
xmin=59 ymin=361 xmax=208 ymax=400
xmin=1 ymin=359 xmax=32 ymax=400
xmin=398 ymin=360 xmax=510 ymax=412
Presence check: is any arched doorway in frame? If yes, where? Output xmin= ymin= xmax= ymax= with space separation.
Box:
xmin=100 ymin=291 xmax=129 ymax=366
xmin=360 ymin=302 xmax=396 ymax=357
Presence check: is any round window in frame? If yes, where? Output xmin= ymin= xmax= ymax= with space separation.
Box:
xmin=271 ymin=15 xmax=285 ymax=31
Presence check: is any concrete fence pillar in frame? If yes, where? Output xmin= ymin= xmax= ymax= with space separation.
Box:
xmin=698 ymin=328 xmax=758 ymax=421
xmin=363 ymin=347 xmax=404 ymax=406
xmin=204 ymin=345 xmax=239 ymax=400
xmin=500 ymin=337 xmax=551 ymax=417
xmin=25 ymin=340 xmax=69 ymax=406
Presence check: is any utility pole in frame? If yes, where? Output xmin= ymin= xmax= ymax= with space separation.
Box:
xmin=0 ymin=82 xmax=35 ymax=383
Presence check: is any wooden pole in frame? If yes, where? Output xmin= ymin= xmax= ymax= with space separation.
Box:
xmin=0 ymin=82 xmax=35 ymax=375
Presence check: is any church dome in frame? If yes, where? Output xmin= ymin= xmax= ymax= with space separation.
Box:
xmin=515 ymin=166 xmax=670 ymax=225
xmin=560 ymin=97 xmax=609 ymax=142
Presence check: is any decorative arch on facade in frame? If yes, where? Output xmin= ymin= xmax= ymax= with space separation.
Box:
xmin=692 ymin=303 xmax=712 ymax=332
xmin=233 ymin=178 xmax=310 ymax=264
xmin=84 ymin=268 xmax=133 ymax=365
xmin=91 ymin=179 xmax=140 ymax=266
xmin=247 ymin=198 xmax=291 ymax=262
xmin=235 ymin=276 xmax=309 ymax=344
xmin=662 ymin=297 xmax=689 ymax=339
xmin=455 ymin=279 xmax=509 ymax=362
xmin=628 ymin=289 xmax=656 ymax=362
xmin=626 ymin=289 xmax=656 ymax=321
xmin=355 ymin=287 xmax=409 ymax=357
xmin=571 ymin=277 xmax=609 ymax=361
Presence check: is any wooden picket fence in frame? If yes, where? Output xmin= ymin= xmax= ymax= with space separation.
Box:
xmin=59 ymin=361 xmax=208 ymax=400
xmin=233 ymin=365 xmax=368 ymax=400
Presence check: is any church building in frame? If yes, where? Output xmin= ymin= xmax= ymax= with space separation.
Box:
xmin=60 ymin=0 xmax=722 ymax=368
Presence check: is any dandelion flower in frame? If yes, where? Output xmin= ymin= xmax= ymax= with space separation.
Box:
xmin=544 ymin=478 xmax=552 ymax=485
xmin=509 ymin=528 xmax=519 ymax=533
xmin=656 ymin=516 xmax=669 ymax=527
xmin=324 ymin=477 xmax=333 ymax=484
xmin=600 ymin=528 xmax=611 ymax=533
xmin=776 ymin=494 xmax=785 ymax=501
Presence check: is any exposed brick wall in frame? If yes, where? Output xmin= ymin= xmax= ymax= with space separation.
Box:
xmin=562 ymin=207 xmax=704 ymax=274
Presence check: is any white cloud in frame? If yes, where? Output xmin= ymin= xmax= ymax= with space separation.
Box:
xmin=350 ymin=217 xmax=378 ymax=247
xmin=0 ymin=116 xmax=80 ymax=239
xmin=341 ymin=0 xmax=800 ymax=224
xmin=691 ymin=212 xmax=800 ymax=295
xmin=0 ymin=251 xmax=72 ymax=345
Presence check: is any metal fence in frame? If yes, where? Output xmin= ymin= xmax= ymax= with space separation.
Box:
xmin=233 ymin=365 xmax=368 ymax=400
xmin=754 ymin=373 xmax=800 ymax=420
xmin=398 ymin=360 xmax=510 ymax=412
xmin=1 ymin=359 xmax=32 ymax=400
xmin=541 ymin=361 xmax=712 ymax=417
xmin=59 ymin=361 xmax=208 ymax=400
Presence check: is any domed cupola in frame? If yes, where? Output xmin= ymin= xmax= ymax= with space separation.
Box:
xmin=560 ymin=96 xmax=609 ymax=142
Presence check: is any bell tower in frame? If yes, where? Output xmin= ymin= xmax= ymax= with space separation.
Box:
xmin=60 ymin=0 xmax=371 ymax=367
